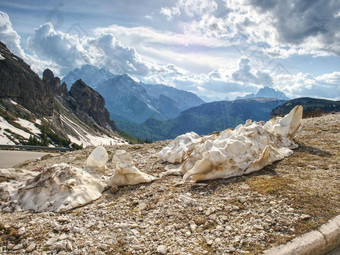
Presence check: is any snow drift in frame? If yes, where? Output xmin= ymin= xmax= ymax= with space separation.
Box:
xmin=158 ymin=105 xmax=303 ymax=182
xmin=0 ymin=147 xmax=156 ymax=212
xmin=0 ymin=163 xmax=106 ymax=212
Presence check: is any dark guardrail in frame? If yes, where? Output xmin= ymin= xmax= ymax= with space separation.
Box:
xmin=0 ymin=144 xmax=71 ymax=152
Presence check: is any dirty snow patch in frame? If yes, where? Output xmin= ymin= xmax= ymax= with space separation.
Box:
xmin=0 ymin=163 xmax=106 ymax=212
xmin=15 ymin=118 xmax=41 ymax=135
xmin=0 ymin=116 xmax=31 ymax=140
xmin=0 ymin=53 xmax=5 ymax=60
xmin=158 ymin=106 xmax=303 ymax=182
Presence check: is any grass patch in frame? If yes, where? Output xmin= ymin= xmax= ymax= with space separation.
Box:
xmin=246 ymin=176 xmax=294 ymax=195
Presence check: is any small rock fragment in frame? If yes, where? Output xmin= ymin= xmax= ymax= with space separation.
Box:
xmin=157 ymin=245 xmax=168 ymax=254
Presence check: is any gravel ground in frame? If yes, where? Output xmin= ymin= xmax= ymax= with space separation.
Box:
xmin=0 ymin=113 xmax=339 ymax=254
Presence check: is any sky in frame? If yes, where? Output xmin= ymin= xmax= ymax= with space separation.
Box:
xmin=0 ymin=0 xmax=340 ymax=101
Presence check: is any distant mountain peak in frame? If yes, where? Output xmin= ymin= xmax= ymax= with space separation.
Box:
xmin=236 ymin=86 xmax=290 ymax=101
xmin=61 ymin=64 xmax=115 ymax=89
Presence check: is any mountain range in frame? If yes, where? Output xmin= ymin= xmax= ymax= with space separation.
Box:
xmin=0 ymin=42 xmax=123 ymax=148
xmin=116 ymin=98 xmax=286 ymax=141
xmin=236 ymin=86 xmax=290 ymax=100
xmin=62 ymin=66 xmax=205 ymax=123
xmin=271 ymin=97 xmax=340 ymax=118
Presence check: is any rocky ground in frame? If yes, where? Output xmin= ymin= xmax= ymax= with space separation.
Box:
xmin=0 ymin=113 xmax=339 ymax=254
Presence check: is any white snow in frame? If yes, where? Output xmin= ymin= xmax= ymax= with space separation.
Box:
xmin=108 ymin=150 xmax=157 ymax=186
xmin=0 ymin=163 xmax=106 ymax=212
xmin=0 ymin=146 xmax=156 ymax=212
xmin=59 ymin=115 xmax=126 ymax=147
xmin=15 ymin=118 xmax=41 ymax=135
xmin=0 ymin=116 xmax=31 ymax=143
xmin=9 ymin=99 xmax=17 ymax=105
xmin=0 ymin=53 xmax=5 ymax=60
xmin=158 ymin=106 xmax=303 ymax=182
xmin=86 ymin=146 xmax=108 ymax=171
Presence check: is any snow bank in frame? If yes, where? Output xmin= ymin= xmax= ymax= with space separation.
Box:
xmin=60 ymin=115 xmax=126 ymax=147
xmin=0 ymin=116 xmax=31 ymax=144
xmin=108 ymin=150 xmax=157 ymax=186
xmin=0 ymin=146 xmax=156 ymax=212
xmin=15 ymin=118 xmax=41 ymax=135
xmin=0 ymin=163 xmax=105 ymax=212
xmin=158 ymin=106 xmax=303 ymax=182
xmin=158 ymin=132 xmax=202 ymax=163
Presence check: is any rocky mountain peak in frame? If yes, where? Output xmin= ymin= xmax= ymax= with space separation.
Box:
xmin=69 ymin=79 xmax=116 ymax=131
xmin=0 ymin=42 xmax=55 ymax=117
xmin=42 ymin=69 xmax=68 ymax=97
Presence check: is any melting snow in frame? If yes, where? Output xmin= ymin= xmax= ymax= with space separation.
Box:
xmin=0 ymin=116 xmax=31 ymax=142
xmin=158 ymin=106 xmax=303 ymax=182
xmin=15 ymin=118 xmax=41 ymax=135
xmin=0 ymin=146 xmax=156 ymax=212
xmin=9 ymin=99 xmax=17 ymax=105
xmin=108 ymin=150 xmax=157 ymax=186
xmin=60 ymin=115 xmax=125 ymax=147
xmin=0 ymin=163 xmax=106 ymax=212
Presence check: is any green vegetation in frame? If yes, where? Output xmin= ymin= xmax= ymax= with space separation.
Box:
xmin=118 ymin=129 xmax=152 ymax=144
xmin=271 ymin=97 xmax=340 ymax=118
xmin=27 ymin=122 xmax=82 ymax=150
xmin=116 ymin=99 xmax=285 ymax=141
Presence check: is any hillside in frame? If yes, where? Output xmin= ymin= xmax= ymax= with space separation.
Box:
xmin=271 ymin=97 xmax=340 ymax=118
xmin=0 ymin=113 xmax=339 ymax=254
xmin=117 ymin=98 xmax=286 ymax=141
xmin=0 ymin=42 xmax=124 ymax=147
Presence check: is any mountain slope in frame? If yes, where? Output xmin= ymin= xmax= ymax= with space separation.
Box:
xmin=116 ymin=98 xmax=286 ymax=141
xmin=62 ymin=65 xmax=205 ymax=122
xmin=96 ymin=74 xmax=166 ymax=123
xmin=271 ymin=97 xmax=340 ymax=118
xmin=237 ymin=86 xmax=290 ymax=100
xmin=0 ymin=41 xmax=55 ymax=117
xmin=0 ymin=42 xmax=123 ymax=147
xmin=61 ymin=64 xmax=116 ymax=89
xmin=141 ymin=83 xmax=205 ymax=111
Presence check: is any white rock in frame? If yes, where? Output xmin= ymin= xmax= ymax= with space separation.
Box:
xmin=158 ymin=106 xmax=303 ymax=182
xmin=157 ymin=245 xmax=168 ymax=254
xmin=13 ymin=243 xmax=23 ymax=250
xmin=107 ymin=150 xmax=156 ymax=186
xmin=18 ymin=226 xmax=26 ymax=235
xmin=26 ymin=243 xmax=36 ymax=252
xmin=86 ymin=146 xmax=108 ymax=171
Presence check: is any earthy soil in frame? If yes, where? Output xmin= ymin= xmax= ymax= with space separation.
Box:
xmin=0 ymin=113 xmax=339 ymax=254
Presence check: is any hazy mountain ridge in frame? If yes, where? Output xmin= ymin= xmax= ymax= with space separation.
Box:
xmin=116 ymin=98 xmax=286 ymax=141
xmin=271 ymin=97 xmax=340 ymax=117
xmin=237 ymin=87 xmax=290 ymax=101
xmin=141 ymin=83 xmax=205 ymax=111
xmin=62 ymin=65 xmax=205 ymax=123
xmin=61 ymin=64 xmax=116 ymax=90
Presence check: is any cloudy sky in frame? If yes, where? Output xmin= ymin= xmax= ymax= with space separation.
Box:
xmin=1 ymin=0 xmax=340 ymax=101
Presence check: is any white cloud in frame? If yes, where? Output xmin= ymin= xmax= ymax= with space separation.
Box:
xmin=160 ymin=0 xmax=217 ymax=20
xmin=0 ymin=11 xmax=25 ymax=58
xmin=26 ymin=22 xmax=162 ymax=76
xmin=231 ymin=57 xmax=273 ymax=86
